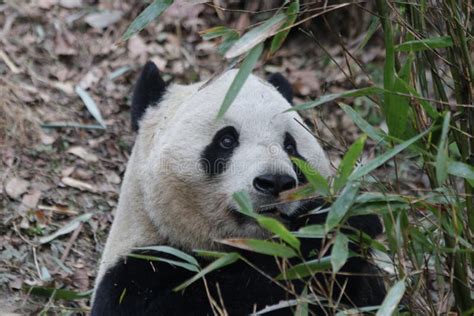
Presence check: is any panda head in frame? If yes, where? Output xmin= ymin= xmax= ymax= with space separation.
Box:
xmin=129 ymin=61 xmax=331 ymax=250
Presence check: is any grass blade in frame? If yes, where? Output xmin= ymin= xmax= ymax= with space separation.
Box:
xmin=225 ymin=13 xmax=286 ymax=59
xmin=174 ymin=252 xmax=240 ymax=291
xmin=121 ymin=0 xmax=173 ymax=41
xmin=217 ymin=43 xmax=263 ymax=119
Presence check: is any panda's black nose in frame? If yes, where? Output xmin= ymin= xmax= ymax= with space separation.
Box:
xmin=253 ymin=174 xmax=297 ymax=197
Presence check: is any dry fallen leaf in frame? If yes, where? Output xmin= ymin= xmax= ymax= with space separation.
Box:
xmin=61 ymin=177 xmax=96 ymax=192
xmin=67 ymin=146 xmax=99 ymax=162
xmin=59 ymin=0 xmax=82 ymax=8
xmin=21 ymin=190 xmax=42 ymax=209
xmin=5 ymin=177 xmax=30 ymax=199
xmin=84 ymin=11 xmax=123 ymax=29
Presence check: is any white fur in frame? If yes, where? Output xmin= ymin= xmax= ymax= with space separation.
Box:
xmin=95 ymin=70 xmax=331 ymax=287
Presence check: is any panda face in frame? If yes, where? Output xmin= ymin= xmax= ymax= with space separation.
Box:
xmin=136 ymin=70 xmax=331 ymax=250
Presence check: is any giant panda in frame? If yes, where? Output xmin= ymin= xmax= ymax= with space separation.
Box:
xmin=91 ymin=61 xmax=386 ymax=315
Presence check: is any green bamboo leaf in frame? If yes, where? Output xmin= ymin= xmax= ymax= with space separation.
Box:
xmin=348 ymin=127 xmax=431 ymax=181
xmin=133 ymin=245 xmax=199 ymax=267
xmin=339 ymin=103 xmax=387 ymax=145
xmin=257 ymin=217 xmax=300 ymax=250
xmin=27 ymin=286 xmax=92 ymax=300
xmin=395 ymin=36 xmax=453 ymax=52
xmin=325 ymin=182 xmax=360 ymax=232
xmin=357 ymin=16 xmax=380 ymax=51
xmin=127 ymin=253 xmax=199 ymax=272
xmin=291 ymin=158 xmax=329 ymax=196
xmin=121 ymin=0 xmax=173 ymax=41
xmin=386 ymin=57 xmax=413 ymax=138
xmin=376 ymin=279 xmax=406 ymax=316
xmin=217 ymin=43 xmax=263 ymax=119
xmin=276 ymin=256 xmax=332 ymax=280
xmin=435 ymin=112 xmax=451 ymax=185
xmin=174 ymin=252 xmax=240 ymax=291
xmin=334 ymin=134 xmax=367 ymax=192
xmin=295 ymin=224 xmax=326 ymax=238
xmin=290 ymin=87 xmax=384 ymax=112
xmin=200 ymin=26 xmax=238 ymax=40
xmin=447 ymin=161 xmax=474 ymax=187
xmin=331 ymin=233 xmax=349 ymax=273
xmin=232 ymin=191 xmax=257 ymax=218
xmin=219 ymin=238 xmax=297 ymax=258
xmin=269 ymin=0 xmax=299 ymax=55
xmin=225 ymin=13 xmax=287 ymax=59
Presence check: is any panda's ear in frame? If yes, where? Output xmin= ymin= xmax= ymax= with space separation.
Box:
xmin=131 ymin=61 xmax=167 ymax=131
xmin=267 ymin=72 xmax=293 ymax=104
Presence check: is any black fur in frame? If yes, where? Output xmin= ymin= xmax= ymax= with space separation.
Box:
xmin=268 ymin=73 xmax=293 ymax=104
xmin=283 ymin=132 xmax=309 ymax=185
xmin=131 ymin=61 xmax=167 ymax=131
xmin=92 ymin=212 xmax=385 ymax=315
xmin=201 ymin=126 xmax=239 ymax=177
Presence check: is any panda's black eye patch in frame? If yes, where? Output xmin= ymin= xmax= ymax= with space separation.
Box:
xmin=284 ymin=132 xmax=308 ymax=185
xmin=201 ymin=126 xmax=239 ymax=177
xmin=283 ymin=132 xmax=298 ymax=156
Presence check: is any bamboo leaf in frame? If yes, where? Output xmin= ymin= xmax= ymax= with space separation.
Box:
xmin=395 ymin=36 xmax=453 ymax=52
xmin=290 ymin=87 xmax=384 ymax=112
xmin=38 ymin=213 xmax=92 ymax=244
xmin=219 ymin=238 xmax=297 ymax=258
xmin=325 ymin=182 xmax=360 ymax=232
xmin=127 ymin=253 xmax=199 ymax=272
xmin=75 ymin=86 xmax=106 ymax=128
xmin=291 ymin=158 xmax=329 ymax=196
xmin=133 ymin=245 xmax=199 ymax=267
xmin=447 ymin=161 xmax=474 ymax=187
xmin=225 ymin=13 xmax=286 ymax=59
xmin=376 ymin=279 xmax=406 ymax=316
xmin=269 ymin=0 xmax=299 ymax=55
xmin=348 ymin=127 xmax=431 ymax=181
xmin=334 ymin=134 xmax=367 ymax=192
xmin=435 ymin=112 xmax=451 ymax=185
xmin=27 ymin=287 xmax=92 ymax=300
xmin=331 ymin=233 xmax=349 ymax=273
xmin=232 ymin=191 xmax=257 ymax=218
xmin=217 ymin=43 xmax=263 ymax=119
xmin=121 ymin=0 xmax=173 ymax=41
xmin=277 ymin=256 xmax=332 ymax=280
xmin=257 ymin=217 xmax=300 ymax=250
xmin=174 ymin=252 xmax=240 ymax=291
xmin=339 ymin=102 xmax=387 ymax=145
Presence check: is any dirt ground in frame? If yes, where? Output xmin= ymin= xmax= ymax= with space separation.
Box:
xmin=0 ymin=1 xmax=405 ymax=314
